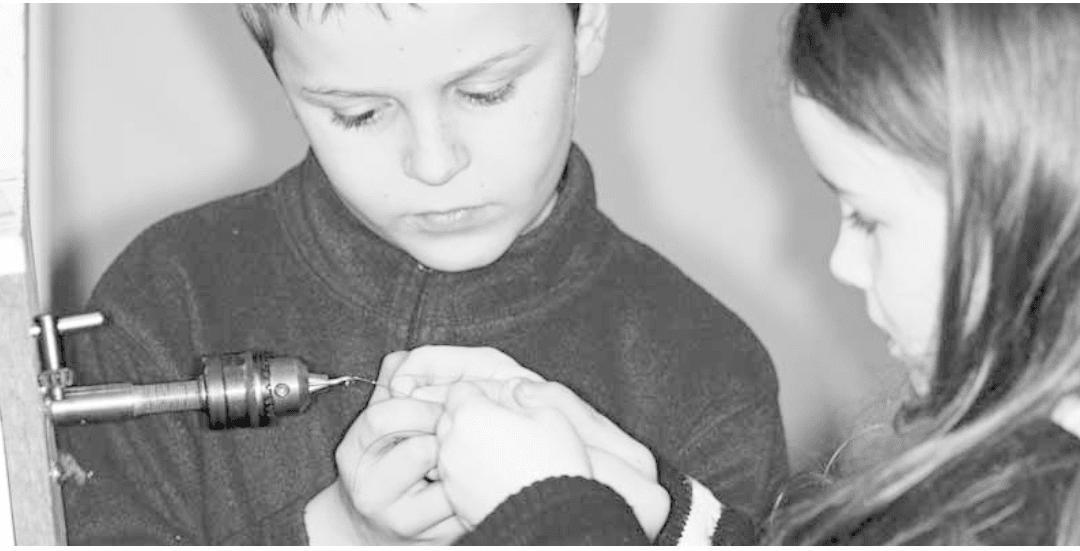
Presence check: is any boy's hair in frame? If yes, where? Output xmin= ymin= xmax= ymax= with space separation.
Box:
xmin=777 ymin=4 xmax=1080 ymax=545
xmin=237 ymin=3 xmax=582 ymax=74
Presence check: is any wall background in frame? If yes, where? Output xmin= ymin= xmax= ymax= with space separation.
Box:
xmin=28 ymin=4 xmax=907 ymax=471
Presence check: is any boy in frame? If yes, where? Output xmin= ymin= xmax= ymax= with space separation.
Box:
xmin=57 ymin=4 xmax=787 ymax=545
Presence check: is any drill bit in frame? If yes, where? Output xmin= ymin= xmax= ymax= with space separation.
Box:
xmin=308 ymin=374 xmax=386 ymax=394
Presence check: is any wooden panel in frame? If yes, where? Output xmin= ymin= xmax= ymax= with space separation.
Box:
xmin=0 ymin=4 xmax=67 ymax=545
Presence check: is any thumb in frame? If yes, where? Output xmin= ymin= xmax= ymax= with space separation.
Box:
xmin=443 ymin=381 xmax=489 ymax=415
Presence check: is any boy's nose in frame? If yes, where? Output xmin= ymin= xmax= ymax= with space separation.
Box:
xmin=403 ymin=115 xmax=470 ymax=186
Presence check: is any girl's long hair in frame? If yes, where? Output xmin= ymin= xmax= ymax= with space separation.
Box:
xmin=775 ymin=4 xmax=1080 ymax=544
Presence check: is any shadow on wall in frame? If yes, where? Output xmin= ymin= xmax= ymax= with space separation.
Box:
xmin=575 ymin=4 xmax=907 ymax=471
xmin=44 ymin=3 xmax=307 ymax=313
xmin=41 ymin=4 xmax=906 ymax=472
xmin=720 ymin=4 xmax=908 ymax=472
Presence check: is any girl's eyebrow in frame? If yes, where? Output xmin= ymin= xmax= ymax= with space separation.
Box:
xmin=301 ymin=44 xmax=534 ymax=100
xmin=818 ymin=172 xmax=850 ymax=197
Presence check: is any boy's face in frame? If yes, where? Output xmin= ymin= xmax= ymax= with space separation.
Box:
xmin=272 ymin=4 xmax=607 ymax=272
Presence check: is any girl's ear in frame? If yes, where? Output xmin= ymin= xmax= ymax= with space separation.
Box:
xmin=574 ymin=3 xmax=609 ymax=77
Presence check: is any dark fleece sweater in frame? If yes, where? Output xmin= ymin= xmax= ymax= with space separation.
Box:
xmin=56 ymin=144 xmax=788 ymax=545
xmin=461 ymin=419 xmax=1080 ymax=545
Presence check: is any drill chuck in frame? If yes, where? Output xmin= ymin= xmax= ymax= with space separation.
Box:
xmin=49 ymin=351 xmax=327 ymax=429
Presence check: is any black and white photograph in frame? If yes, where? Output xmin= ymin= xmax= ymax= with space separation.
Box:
xmin=0 ymin=2 xmax=1077 ymax=545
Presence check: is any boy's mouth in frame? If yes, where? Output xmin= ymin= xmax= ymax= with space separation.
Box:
xmin=413 ymin=205 xmax=492 ymax=233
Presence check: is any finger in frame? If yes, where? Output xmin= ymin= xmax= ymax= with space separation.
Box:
xmin=411 ymin=378 xmax=524 ymax=405
xmin=347 ymin=434 xmax=440 ymax=514
xmin=410 ymin=383 xmax=453 ymax=404
xmin=342 ymin=397 xmax=443 ymax=455
xmin=371 ymin=350 xmax=411 ymax=402
xmin=443 ymin=380 xmax=497 ymax=414
xmin=387 ymin=345 xmax=544 ymax=397
xmin=414 ymin=515 xmax=470 ymax=544
xmin=336 ymin=400 xmax=442 ymax=497
xmin=515 ymin=381 xmax=656 ymax=478
xmin=379 ymin=480 xmax=457 ymax=538
xmin=435 ymin=382 xmax=496 ymax=443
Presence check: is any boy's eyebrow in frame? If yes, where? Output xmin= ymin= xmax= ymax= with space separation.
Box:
xmin=446 ymin=44 xmax=534 ymax=83
xmin=301 ymin=44 xmax=534 ymax=99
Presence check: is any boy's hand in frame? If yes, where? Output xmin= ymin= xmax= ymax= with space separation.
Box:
xmin=332 ymin=396 xmax=467 ymax=544
xmin=435 ymin=381 xmax=593 ymax=526
xmin=374 ymin=345 xmax=546 ymax=400
xmin=375 ymin=346 xmax=669 ymax=538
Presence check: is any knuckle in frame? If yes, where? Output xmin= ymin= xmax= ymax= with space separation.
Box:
xmin=354 ymin=412 xmax=385 ymax=442
xmin=412 ymin=344 xmax=439 ymax=359
xmin=647 ymin=484 xmax=670 ymax=506
xmin=451 ymin=401 xmax=480 ymax=423
xmin=481 ymin=346 xmax=513 ymax=365
xmin=334 ymin=444 xmax=351 ymax=467
xmin=547 ymin=381 xmax=574 ymax=397
xmin=350 ymin=489 xmax=379 ymax=516
xmin=379 ymin=350 xmax=408 ymax=374
xmin=408 ymin=434 xmax=437 ymax=460
xmin=360 ymin=505 xmax=390 ymax=528
xmin=437 ymin=442 xmax=456 ymax=471
xmin=383 ymin=511 xmax=412 ymax=537
xmin=536 ymin=381 xmax=575 ymax=405
xmin=533 ymin=405 xmax=566 ymax=424
xmin=335 ymin=437 xmax=365 ymax=469
xmin=453 ymin=405 xmax=494 ymax=434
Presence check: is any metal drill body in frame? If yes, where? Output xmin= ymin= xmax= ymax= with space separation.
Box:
xmin=49 ymin=380 xmax=205 ymax=425
xmin=48 ymin=351 xmax=339 ymax=429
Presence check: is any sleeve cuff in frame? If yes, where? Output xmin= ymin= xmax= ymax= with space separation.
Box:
xmin=653 ymin=457 xmax=759 ymax=545
xmin=457 ymin=476 xmax=650 ymax=546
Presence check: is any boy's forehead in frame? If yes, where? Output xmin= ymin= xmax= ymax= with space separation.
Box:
xmin=271 ymin=4 xmax=571 ymax=88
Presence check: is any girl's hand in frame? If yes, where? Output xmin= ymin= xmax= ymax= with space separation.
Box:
xmin=435 ymin=381 xmax=592 ymax=527
xmin=513 ymin=381 xmax=670 ymax=539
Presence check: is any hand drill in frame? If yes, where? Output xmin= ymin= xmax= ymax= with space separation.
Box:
xmin=35 ymin=313 xmax=363 ymax=429
xmin=49 ymin=351 xmax=359 ymax=429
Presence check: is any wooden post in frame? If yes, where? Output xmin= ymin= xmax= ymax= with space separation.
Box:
xmin=0 ymin=4 xmax=67 ymax=544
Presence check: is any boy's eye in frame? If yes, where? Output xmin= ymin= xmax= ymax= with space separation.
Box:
xmin=458 ymin=81 xmax=516 ymax=106
xmin=844 ymin=210 xmax=879 ymax=234
xmin=332 ymin=109 xmax=382 ymax=130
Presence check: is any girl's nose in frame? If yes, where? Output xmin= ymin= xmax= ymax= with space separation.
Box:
xmin=829 ymin=229 xmax=872 ymax=290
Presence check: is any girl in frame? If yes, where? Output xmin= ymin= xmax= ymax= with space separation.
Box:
xmin=389 ymin=4 xmax=1080 ymax=545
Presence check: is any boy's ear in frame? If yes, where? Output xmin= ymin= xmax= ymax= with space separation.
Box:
xmin=573 ymin=3 xmax=609 ymax=77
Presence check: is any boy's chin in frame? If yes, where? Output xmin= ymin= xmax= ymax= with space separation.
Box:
xmin=405 ymin=239 xmax=513 ymax=273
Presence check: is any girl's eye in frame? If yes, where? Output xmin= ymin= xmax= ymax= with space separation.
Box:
xmin=459 ymin=81 xmax=516 ymax=106
xmin=332 ymin=109 xmax=382 ymax=130
xmin=844 ymin=210 xmax=879 ymax=234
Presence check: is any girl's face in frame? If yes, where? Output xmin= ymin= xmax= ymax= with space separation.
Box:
xmin=790 ymin=93 xmax=948 ymax=396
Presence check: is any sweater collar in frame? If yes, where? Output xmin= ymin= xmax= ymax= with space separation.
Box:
xmin=275 ymin=144 xmax=610 ymax=323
